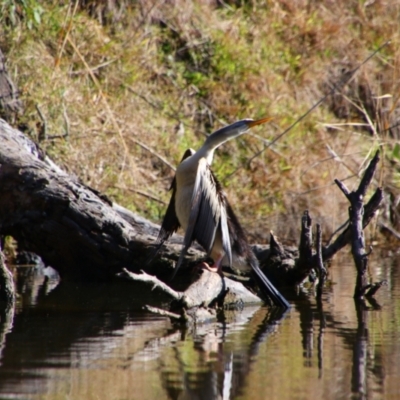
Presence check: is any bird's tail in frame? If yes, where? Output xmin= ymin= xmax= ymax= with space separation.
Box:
xmin=250 ymin=260 xmax=290 ymax=309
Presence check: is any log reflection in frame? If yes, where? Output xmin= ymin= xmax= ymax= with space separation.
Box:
xmin=351 ymin=298 xmax=384 ymax=400
xmin=352 ymin=299 xmax=369 ymax=399
xmin=297 ymin=291 xmax=326 ymax=372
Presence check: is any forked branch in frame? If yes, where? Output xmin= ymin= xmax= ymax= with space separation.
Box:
xmin=334 ymin=150 xmax=384 ymax=298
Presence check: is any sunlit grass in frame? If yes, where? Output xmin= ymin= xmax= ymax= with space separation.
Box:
xmin=0 ymin=0 xmax=399 ymax=242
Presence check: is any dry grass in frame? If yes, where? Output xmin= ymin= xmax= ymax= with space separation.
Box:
xmin=1 ymin=0 xmax=399 ymax=244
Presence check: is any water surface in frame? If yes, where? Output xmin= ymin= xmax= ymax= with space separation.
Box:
xmin=0 ymin=254 xmax=399 ymax=400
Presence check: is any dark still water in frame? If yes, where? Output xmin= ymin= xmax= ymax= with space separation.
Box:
xmin=0 ymin=253 xmax=399 ymax=400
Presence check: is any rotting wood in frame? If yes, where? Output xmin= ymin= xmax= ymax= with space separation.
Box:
xmin=298 ymin=210 xmax=313 ymax=268
xmin=296 ymin=210 xmax=314 ymax=279
xmin=315 ymin=224 xmax=326 ymax=299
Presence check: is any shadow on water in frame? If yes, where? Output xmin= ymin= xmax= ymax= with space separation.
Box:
xmin=0 ymin=253 xmax=399 ymax=399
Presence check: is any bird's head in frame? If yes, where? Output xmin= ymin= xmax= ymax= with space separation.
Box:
xmin=206 ymin=117 xmax=272 ymax=148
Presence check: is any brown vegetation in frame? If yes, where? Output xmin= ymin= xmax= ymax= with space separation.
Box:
xmin=0 ymin=0 xmax=399 ymax=247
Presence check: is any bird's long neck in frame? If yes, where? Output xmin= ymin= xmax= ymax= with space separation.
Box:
xmin=196 ymin=129 xmax=239 ymax=165
xmin=194 ymin=142 xmax=216 ymax=165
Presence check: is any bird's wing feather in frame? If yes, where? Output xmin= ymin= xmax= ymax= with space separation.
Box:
xmin=191 ymin=158 xmax=219 ymax=253
xmin=219 ymin=203 xmax=232 ymax=267
xmin=194 ymin=161 xmax=232 ymax=266
xmin=172 ymin=158 xmax=232 ymax=278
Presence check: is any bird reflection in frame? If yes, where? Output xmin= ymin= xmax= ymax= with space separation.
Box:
xmin=159 ymin=307 xmax=288 ymax=400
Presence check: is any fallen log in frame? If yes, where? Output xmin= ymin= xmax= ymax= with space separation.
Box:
xmin=0 ymin=118 xmax=197 ymax=281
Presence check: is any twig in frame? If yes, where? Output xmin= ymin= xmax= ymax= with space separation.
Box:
xmin=62 ymin=102 xmax=70 ymax=138
xmin=55 ymin=0 xmax=79 ymax=68
xmin=126 ymin=136 xmax=176 ymax=172
xmin=116 ymin=186 xmax=166 ymax=205
xmin=334 ymin=179 xmax=351 ymax=197
xmin=69 ymin=59 xmax=116 ymax=75
xmin=378 ymin=221 xmax=400 ymax=240
xmin=119 ymin=268 xmax=182 ymax=300
xmin=144 ymin=305 xmax=181 ymax=319
xmin=315 ymin=224 xmax=326 ymax=299
xmin=35 ymin=104 xmax=47 ymax=142
xmin=325 ymin=219 xmax=349 ymax=247
xmin=356 ymin=150 xmax=381 ymax=197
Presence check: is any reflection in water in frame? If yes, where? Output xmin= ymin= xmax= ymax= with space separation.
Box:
xmin=0 ymin=254 xmax=399 ymax=400
xmin=352 ymin=300 xmax=369 ymax=398
xmin=159 ymin=307 xmax=287 ymax=400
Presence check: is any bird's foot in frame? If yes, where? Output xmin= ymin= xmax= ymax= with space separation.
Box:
xmin=193 ymin=261 xmax=222 ymax=275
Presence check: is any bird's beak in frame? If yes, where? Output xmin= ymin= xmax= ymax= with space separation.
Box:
xmin=247 ymin=116 xmax=273 ymax=128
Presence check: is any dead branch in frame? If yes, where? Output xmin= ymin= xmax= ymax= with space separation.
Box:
xmin=121 ymin=267 xmax=262 ymax=323
xmin=298 ymin=210 xmax=313 ymax=271
xmin=120 ymin=269 xmax=182 ymax=300
xmin=335 ymin=150 xmax=382 ymax=298
xmin=315 ymin=224 xmax=326 ymax=299
xmin=322 ymin=188 xmax=383 ymax=261
xmin=262 ymin=181 xmax=383 ymax=288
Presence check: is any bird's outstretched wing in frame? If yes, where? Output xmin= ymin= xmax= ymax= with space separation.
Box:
xmin=148 ymin=149 xmax=194 ymax=265
xmin=173 ymin=158 xmax=232 ymax=278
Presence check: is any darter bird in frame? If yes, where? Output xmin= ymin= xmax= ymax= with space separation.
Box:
xmin=154 ymin=118 xmax=290 ymax=309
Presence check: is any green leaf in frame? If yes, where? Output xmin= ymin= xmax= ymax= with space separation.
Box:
xmin=393 ymin=143 xmax=400 ymax=160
